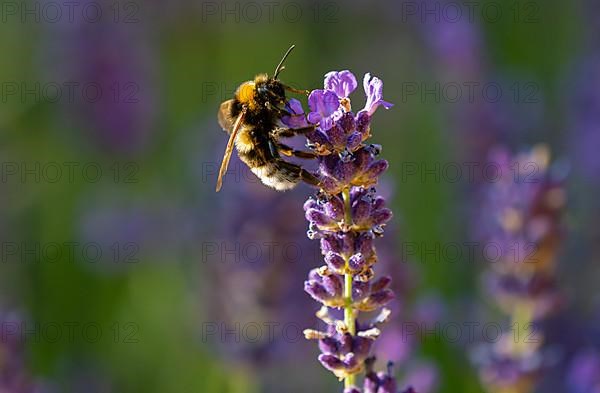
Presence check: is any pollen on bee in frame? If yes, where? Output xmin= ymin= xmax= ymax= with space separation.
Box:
xmin=236 ymin=82 xmax=256 ymax=107
xmin=235 ymin=130 xmax=254 ymax=152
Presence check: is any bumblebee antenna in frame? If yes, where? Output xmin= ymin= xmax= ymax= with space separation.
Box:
xmin=273 ymin=45 xmax=295 ymax=79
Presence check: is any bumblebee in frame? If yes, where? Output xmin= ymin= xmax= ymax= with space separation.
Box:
xmin=216 ymin=45 xmax=319 ymax=192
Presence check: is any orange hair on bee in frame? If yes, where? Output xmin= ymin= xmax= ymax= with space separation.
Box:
xmin=236 ymin=81 xmax=256 ymax=109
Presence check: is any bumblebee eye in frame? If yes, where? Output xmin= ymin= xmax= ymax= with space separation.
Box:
xmin=264 ymin=88 xmax=283 ymax=102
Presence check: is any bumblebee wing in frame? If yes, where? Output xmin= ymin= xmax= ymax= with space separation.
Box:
xmin=216 ymin=108 xmax=246 ymax=192
xmin=218 ymin=100 xmax=236 ymax=134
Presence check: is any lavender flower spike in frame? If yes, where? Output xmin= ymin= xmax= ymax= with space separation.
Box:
xmin=472 ymin=145 xmax=567 ymax=393
xmin=284 ymin=71 xmax=410 ymax=392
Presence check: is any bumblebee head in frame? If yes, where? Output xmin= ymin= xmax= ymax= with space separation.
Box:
xmin=236 ymin=45 xmax=295 ymax=110
xmin=256 ymin=75 xmax=286 ymax=107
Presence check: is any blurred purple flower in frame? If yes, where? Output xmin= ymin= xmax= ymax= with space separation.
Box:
xmin=567 ymin=350 xmax=600 ymax=393
xmin=40 ymin=11 xmax=159 ymax=154
xmin=568 ymin=55 xmax=600 ymax=180
xmin=77 ymin=197 xmax=196 ymax=272
xmin=0 ymin=311 xmax=50 ymax=393
xmin=75 ymin=25 xmax=159 ymax=154
xmin=473 ymin=344 xmax=543 ymax=393
xmin=472 ymin=145 xmax=567 ymax=392
xmin=477 ymin=145 xmax=566 ymax=283
xmin=422 ymin=6 xmax=483 ymax=76
xmin=403 ymin=363 xmax=438 ymax=393
xmin=201 ymin=155 xmax=321 ymax=373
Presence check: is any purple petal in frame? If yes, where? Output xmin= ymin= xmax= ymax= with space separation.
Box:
xmin=335 ymin=160 xmax=357 ymax=183
xmin=352 ymin=336 xmax=373 ymax=359
xmin=309 ymin=90 xmax=340 ymax=117
xmin=356 ymin=232 xmax=375 ymax=255
xmin=324 ymin=70 xmax=358 ymax=98
xmin=308 ymin=268 xmax=322 ymax=281
xmin=319 ymin=336 xmax=339 ymax=355
xmin=281 ymin=98 xmax=310 ymax=128
xmin=372 ymin=208 xmax=393 ymax=226
xmin=325 ymin=252 xmax=346 ymax=272
xmin=324 ymin=196 xmax=345 ymax=221
xmin=353 ymin=280 xmax=370 ymax=302
xmin=353 ymin=148 xmax=375 ymax=173
xmin=366 ymin=289 xmax=395 ymax=308
xmin=364 ymin=160 xmax=389 ymax=178
xmin=304 ymin=281 xmax=330 ymax=303
xmin=371 ymin=276 xmax=392 ymax=292
xmin=308 ymin=89 xmax=340 ymax=131
xmin=320 ymin=176 xmax=342 ymax=194
xmin=303 ymin=198 xmax=318 ymax=211
xmin=306 ymin=209 xmax=334 ymax=227
xmin=307 ymin=111 xmax=322 ymax=124
xmin=321 ymin=235 xmax=341 ymax=254
xmin=372 ymin=196 xmax=386 ymax=210
xmin=319 ymin=354 xmax=345 ymax=372
xmin=348 ymin=253 xmax=366 ymax=272
xmin=378 ymin=373 xmax=398 ymax=393
xmin=322 ymin=274 xmax=343 ymax=296
xmin=320 ymin=155 xmax=339 ymax=178
xmin=282 ymin=114 xmax=310 ymax=129
xmin=362 ymin=73 xmax=394 ymax=116
xmin=364 ymin=372 xmax=380 ymax=393
xmin=327 ymin=123 xmax=347 ymax=149
xmin=340 ymin=233 xmax=355 ymax=255
xmin=306 ymin=129 xmax=331 ymax=149
xmin=319 ymin=116 xmax=335 ymax=132
xmin=352 ymin=198 xmax=372 ymax=226
xmin=356 ymin=112 xmax=371 ymax=137
xmin=287 ymin=98 xmax=304 ymax=114
xmin=338 ymin=111 xmax=357 ymax=133
xmin=340 ymin=333 xmax=353 ymax=353
xmin=343 ymin=352 xmax=359 ymax=369
xmin=347 ymin=132 xmax=363 ymax=151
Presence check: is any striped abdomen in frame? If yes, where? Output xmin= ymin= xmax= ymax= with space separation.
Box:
xmin=235 ymin=127 xmax=300 ymax=191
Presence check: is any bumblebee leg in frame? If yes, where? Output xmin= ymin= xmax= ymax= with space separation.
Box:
xmin=278 ymin=160 xmax=320 ymax=187
xmin=273 ymin=125 xmax=316 ymax=138
xmin=268 ymin=140 xmax=279 ymax=159
xmin=300 ymin=168 xmax=320 ymax=186
xmin=283 ymin=84 xmax=310 ymax=95
xmin=267 ymin=102 xmax=293 ymax=118
xmin=278 ymin=143 xmax=318 ymax=159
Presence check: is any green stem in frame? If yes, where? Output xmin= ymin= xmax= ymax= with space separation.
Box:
xmin=342 ymin=188 xmax=356 ymax=388
xmin=511 ymin=301 xmax=536 ymax=355
xmin=507 ymin=301 xmax=538 ymax=393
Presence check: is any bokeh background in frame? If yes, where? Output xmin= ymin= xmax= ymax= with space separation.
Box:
xmin=1 ymin=0 xmax=598 ymax=392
